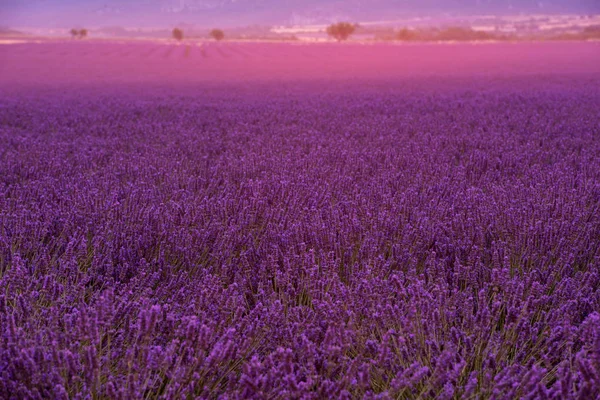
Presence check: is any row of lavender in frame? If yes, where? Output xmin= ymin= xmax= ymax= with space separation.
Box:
xmin=1 ymin=81 xmax=599 ymax=398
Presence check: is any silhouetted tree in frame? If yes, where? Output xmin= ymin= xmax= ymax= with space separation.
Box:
xmin=326 ymin=22 xmax=357 ymax=42
xmin=172 ymin=28 xmax=184 ymax=41
xmin=70 ymin=28 xmax=88 ymax=39
xmin=210 ymin=29 xmax=225 ymax=41
xmin=396 ymin=28 xmax=418 ymax=41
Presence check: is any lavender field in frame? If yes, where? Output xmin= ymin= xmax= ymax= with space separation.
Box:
xmin=1 ymin=42 xmax=600 ymax=399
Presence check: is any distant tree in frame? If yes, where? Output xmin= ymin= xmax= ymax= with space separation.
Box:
xmin=396 ymin=28 xmax=419 ymax=41
xmin=210 ymin=29 xmax=225 ymax=41
xmin=172 ymin=28 xmax=184 ymax=41
xmin=70 ymin=28 xmax=88 ymax=39
xmin=326 ymin=22 xmax=357 ymax=42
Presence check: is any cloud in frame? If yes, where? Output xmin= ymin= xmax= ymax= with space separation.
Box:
xmin=95 ymin=5 xmax=122 ymax=15
xmin=161 ymin=0 xmax=233 ymax=13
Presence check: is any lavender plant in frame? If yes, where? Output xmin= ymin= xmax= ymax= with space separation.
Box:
xmin=1 ymin=79 xmax=599 ymax=399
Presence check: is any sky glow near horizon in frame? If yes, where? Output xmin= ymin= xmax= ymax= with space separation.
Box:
xmin=1 ymin=0 xmax=599 ymax=29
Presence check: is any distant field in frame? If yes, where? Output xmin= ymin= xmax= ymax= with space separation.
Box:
xmin=1 ymin=40 xmax=599 ymax=84
xmin=1 ymin=41 xmax=600 ymax=398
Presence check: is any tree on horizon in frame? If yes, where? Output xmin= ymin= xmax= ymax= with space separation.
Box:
xmin=326 ymin=22 xmax=358 ymax=42
xmin=172 ymin=28 xmax=184 ymax=41
xmin=70 ymin=28 xmax=88 ymax=39
xmin=210 ymin=29 xmax=225 ymax=41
